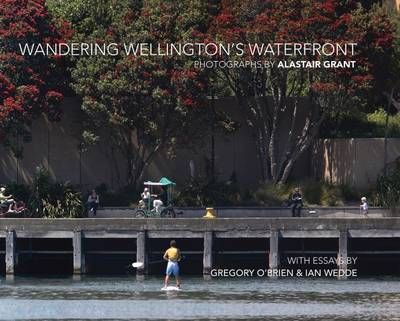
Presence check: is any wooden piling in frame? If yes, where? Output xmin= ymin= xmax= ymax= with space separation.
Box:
xmin=269 ymin=229 xmax=280 ymax=271
xmin=203 ymin=231 xmax=213 ymax=275
xmin=73 ymin=231 xmax=85 ymax=274
xmin=5 ymin=230 xmax=17 ymax=275
xmin=0 ymin=217 xmax=399 ymax=278
xmin=338 ymin=230 xmax=348 ymax=280
xmin=136 ymin=231 xmax=148 ymax=275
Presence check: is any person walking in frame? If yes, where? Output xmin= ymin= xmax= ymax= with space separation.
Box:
xmin=360 ymin=197 xmax=368 ymax=216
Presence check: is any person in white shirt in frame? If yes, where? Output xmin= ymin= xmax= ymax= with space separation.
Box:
xmin=139 ymin=187 xmax=151 ymax=208
xmin=141 ymin=188 xmax=150 ymax=201
xmin=360 ymin=197 xmax=368 ymax=215
xmin=0 ymin=187 xmax=14 ymax=206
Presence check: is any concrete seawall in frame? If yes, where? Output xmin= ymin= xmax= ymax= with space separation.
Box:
xmin=95 ymin=207 xmax=390 ymax=218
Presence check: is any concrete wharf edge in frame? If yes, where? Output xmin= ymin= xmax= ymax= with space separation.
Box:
xmin=0 ymin=218 xmax=400 ymax=237
xmin=1 ymin=218 xmax=400 ymax=276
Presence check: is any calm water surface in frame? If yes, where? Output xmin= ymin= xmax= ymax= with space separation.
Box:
xmin=0 ymin=276 xmax=399 ymax=320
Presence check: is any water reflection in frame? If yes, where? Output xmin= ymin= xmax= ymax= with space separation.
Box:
xmin=0 ymin=276 xmax=399 ymax=320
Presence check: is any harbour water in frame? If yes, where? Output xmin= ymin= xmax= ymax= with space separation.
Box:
xmin=0 ymin=276 xmax=399 ymax=320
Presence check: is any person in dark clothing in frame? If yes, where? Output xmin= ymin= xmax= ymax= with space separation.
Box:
xmin=87 ymin=189 xmax=99 ymax=216
xmin=290 ymin=188 xmax=303 ymax=217
xmin=160 ymin=186 xmax=168 ymax=205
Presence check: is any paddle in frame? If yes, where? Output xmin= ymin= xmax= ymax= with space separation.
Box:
xmin=130 ymin=256 xmax=185 ymax=269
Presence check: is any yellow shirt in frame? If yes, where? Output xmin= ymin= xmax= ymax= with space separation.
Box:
xmin=164 ymin=247 xmax=180 ymax=262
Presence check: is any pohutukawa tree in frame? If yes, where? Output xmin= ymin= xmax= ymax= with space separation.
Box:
xmin=210 ymin=0 xmax=395 ymax=184
xmin=56 ymin=0 xmax=212 ymax=187
xmin=0 ymin=0 xmax=67 ymax=151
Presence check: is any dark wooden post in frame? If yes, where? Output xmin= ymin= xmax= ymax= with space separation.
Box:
xmin=136 ymin=231 xmax=148 ymax=275
xmin=73 ymin=231 xmax=85 ymax=274
xmin=269 ymin=229 xmax=280 ymax=271
xmin=6 ymin=230 xmax=17 ymax=275
xmin=338 ymin=230 xmax=348 ymax=280
xmin=203 ymin=231 xmax=213 ymax=275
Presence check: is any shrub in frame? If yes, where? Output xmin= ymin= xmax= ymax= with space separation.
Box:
xmin=175 ymin=179 xmax=350 ymax=207
xmin=92 ymin=184 xmax=139 ymax=207
xmin=367 ymin=109 xmax=400 ymax=137
xmin=175 ymin=177 xmax=244 ymax=207
xmin=376 ymin=163 xmax=400 ymax=214
xmin=339 ymin=184 xmax=361 ymax=203
xmin=27 ymin=166 xmax=84 ymax=217
xmin=254 ymin=180 xmax=345 ymax=206
xmin=319 ymin=184 xmax=344 ymax=206
xmin=175 ymin=179 xmax=204 ymax=206
xmin=253 ymin=183 xmax=293 ymax=206
xmin=320 ymin=109 xmax=400 ymax=138
xmin=300 ymin=181 xmax=343 ymax=206
xmin=28 ymin=166 xmax=52 ymax=216
xmin=42 ymin=187 xmax=84 ymax=218
xmin=5 ymin=182 xmax=30 ymax=204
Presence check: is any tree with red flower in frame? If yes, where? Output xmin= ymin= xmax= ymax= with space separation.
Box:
xmin=210 ymin=0 xmax=395 ymax=184
xmin=52 ymin=0 xmax=213 ymax=187
xmin=0 ymin=0 xmax=67 ymax=150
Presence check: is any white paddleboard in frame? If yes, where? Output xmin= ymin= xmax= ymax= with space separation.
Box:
xmin=132 ymin=262 xmax=144 ymax=268
xmin=161 ymin=286 xmax=181 ymax=291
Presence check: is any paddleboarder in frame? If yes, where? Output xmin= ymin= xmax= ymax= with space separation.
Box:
xmin=163 ymin=240 xmax=181 ymax=289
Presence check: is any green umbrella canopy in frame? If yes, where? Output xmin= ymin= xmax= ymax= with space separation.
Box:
xmin=159 ymin=177 xmax=176 ymax=186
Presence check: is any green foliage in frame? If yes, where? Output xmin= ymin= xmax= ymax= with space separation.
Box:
xmin=47 ymin=0 xmax=130 ymax=35
xmin=302 ymin=182 xmax=344 ymax=206
xmin=321 ymin=109 xmax=400 ymax=138
xmin=14 ymin=166 xmax=84 ymax=218
xmin=174 ymin=179 xmax=204 ymax=206
xmin=42 ymin=188 xmax=84 ymax=218
xmin=376 ymin=162 xmax=400 ymax=212
xmin=94 ymin=183 xmax=139 ymax=207
xmin=173 ymin=178 xmax=366 ymax=207
xmin=175 ymin=177 xmax=245 ymax=207
xmin=253 ymin=184 xmax=293 ymax=206
xmin=253 ymin=181 xmax=348 ymax=206
xmin=367 ymin=109 xmax=400 ymax=136
xmin=340 ymin=184 xmax=362 ymax=203
xmin=28 ymin=166 xmax=54 ymax=216
xmin=51 ymin=0 xmax=214 ymax=187
xmin=209 ymin=1 xmax=395 ymax=184
xmin=4 ymin=183 xmax=30 ymax=204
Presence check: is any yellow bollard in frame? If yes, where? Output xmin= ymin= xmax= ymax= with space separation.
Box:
xmin=203 ymin=207 xmax=216 ymax=219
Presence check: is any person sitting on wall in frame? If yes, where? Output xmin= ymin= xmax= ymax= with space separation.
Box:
xmin=153 ymin=198 xmax=164 ymax=214
xmin=360 ymin=197 xmax=368 ymax=216
xmin=139 ymin=187 xmax=152 ymax=209
xmin=0 ymin=187 xmax=14 ymax=206
xmin=87 ymin=189 xmax=100 ymax=216
xmin=152 ymin=186 xmax=167 ymax=214
xmin=290 ymin=187 xmax=303 ymax=217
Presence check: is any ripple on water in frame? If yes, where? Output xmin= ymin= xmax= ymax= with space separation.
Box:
xmin=0 ymin=277 xmax=399 ymax=320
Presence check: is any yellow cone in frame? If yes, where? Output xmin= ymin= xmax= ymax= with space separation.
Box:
xmin=203 ymin=207 xmax=216 ymax=219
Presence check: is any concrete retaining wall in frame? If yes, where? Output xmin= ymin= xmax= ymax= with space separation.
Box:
xmin=94 ymin=207 xmax=390 ymax=218
xmin=313 ymin=138 xmax=400 ymax=189
xmin=0 ymin=96 xmax=311 ymax=190
xmin=2 ymin=98 xmax=400 ymax=191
